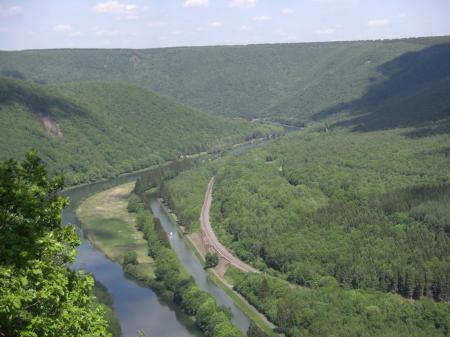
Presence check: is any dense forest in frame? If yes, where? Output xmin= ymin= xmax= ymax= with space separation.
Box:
xmin=165 ymin=123 xmax=450 ymax=336
xmin=169 ymin=127 xmax=450 ymax=300
xmin=2 ymin=34 xmax=450 ymax=337
xmin=0 ymin=77 xmax=275 ymax=185
xmin=230 ymin=269 xmax=450 ymax=337
xmin=1 ymin=36 xmax=449 ymax=124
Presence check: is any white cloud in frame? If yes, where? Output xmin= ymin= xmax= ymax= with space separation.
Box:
xmin=184 ymin=0 xmax=209 ymax=8
xmin=53 ymin=24 xmax=74 ymax=33
xmin=253 ymin=15 xmax=270 ymax=22
xmin=230 ymin=0 xmax=256 ymax=9
xmin=398 ymin=13 xmax=406 ymax=19
xmin=92 ymin=1 xmax=145 ymax=20
xmin=0 ymin=5 xmax=22 ymax=17
xmin=367 ymin=18 xmax=390 ymax=27
xmin=240 ymin=25 xmax=250 ymax=31
xmin=209 ymin=21 xmax=223 ymax=27
xmin=316 ymin=28 xmax=336 ymax=35
xmin=281 ymin=8 xmax=293 ymax=15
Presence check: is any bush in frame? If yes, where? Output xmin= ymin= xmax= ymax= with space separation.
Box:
xmin=123 ymin=251 xmax=138 ymax=265
xmin=205 ymin=252 xmax=219 ymax=269
xmin=127 ymin=193 xmax=144 ymax=213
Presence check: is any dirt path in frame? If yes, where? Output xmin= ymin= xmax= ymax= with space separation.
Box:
xmin=200 ymin=177 xmax=258 ymax=273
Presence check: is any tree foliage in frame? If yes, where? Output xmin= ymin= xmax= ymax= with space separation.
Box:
xmin=232 ymin=272 xmax=450 ymax=337
xmin=166 ymin=124 xmax=450 ymax=336
xmin=1 ymin=37 xmax=449 ymax=125
xmin=0 ymin=151 xmax=111 ymax=337
xmin=205 ymin=253 xmax=219 ymax=269
xmin=129 ymin=194 xmax=243 ymax=337
xmin=123 ymin=251 xmax=138 ymax=265
xmin=0 ymin=77 xmax=276 ymax=185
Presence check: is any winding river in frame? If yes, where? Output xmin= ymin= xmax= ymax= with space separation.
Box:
xmin=64 ymin=125 xmax=299 ymax=337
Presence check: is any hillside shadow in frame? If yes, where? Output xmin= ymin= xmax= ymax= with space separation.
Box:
xmin=0 ymin=77 xmax=89 ymax=119
xmin=374 ymin=182 xmax=450 ymax=234
xmin=314 ymin=44 xmax=450 ymax=134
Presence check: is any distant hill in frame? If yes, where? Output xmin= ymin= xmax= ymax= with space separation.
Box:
xmin=0 ymin=77 xmax=270 ymax=185
xmin=1 ymin=36 xmax=449 ymax=126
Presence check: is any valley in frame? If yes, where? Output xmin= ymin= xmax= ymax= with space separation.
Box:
xmin=1 ymin=33 xmax=450 ymax=337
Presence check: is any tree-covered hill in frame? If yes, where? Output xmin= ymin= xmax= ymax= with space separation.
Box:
xmin=168 ymin=126 xmax=450 ymax=300
xmin=1 ymin=36 xmax=449 ymax=124
xmin=316 ymin=43 xmax=450 ymax=131
xmin=0 ymin=77 xmax=271 ymax=185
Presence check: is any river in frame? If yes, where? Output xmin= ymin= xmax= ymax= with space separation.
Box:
xmin=64 ymin=125 xmax=299 ymax=337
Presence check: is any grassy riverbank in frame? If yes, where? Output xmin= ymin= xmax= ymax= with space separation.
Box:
xmin=76 ymin=182 xmax=154 ymax=281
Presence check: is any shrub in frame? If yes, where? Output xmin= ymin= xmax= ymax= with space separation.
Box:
xmin=205 ymin=252 xmax=219 ymax=269
xmin=123 ymin=251 xmax=138 ymax=265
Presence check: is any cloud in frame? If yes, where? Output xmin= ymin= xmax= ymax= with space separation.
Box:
xmin=240 ymin=25 xmax=250 ymax=31
xmin=253 ymin=15 xmax=270 ymax=22
xmin=184 ymin=0 xmax=209 ymax=8
xmin=0 ymin=5 xmax=22 ymax=17
xmin=367 ymin=18 xmax=390 ymax=27
xmin=281 ymin=8 xmax=293 ymax=15
xmin=209 ymin=21 xmax=223 ymax=27
xmin=230 ymin=0 xmax=256 ymax=9
xmin=92 ymin=1 xmax=145 ymax=20
xmin=316 ymin=28 xmax=336 ymax=35
xmin=53 ymin=24 xmax=74 ymax=33
xmin=53 ymin=24 xmax=83 ymax=37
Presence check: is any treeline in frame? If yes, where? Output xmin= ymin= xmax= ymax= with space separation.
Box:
xmin=229 ymin=270 xmax=450 ymax=337
xmin=134 ymin=158 xmax=200 ymax=195
xmin=134 ymin=157 xmax=216 ymax=232
xmin=1 ymin=37 xmax=449 ymax=124
xmin=0 ymin=77 xmax=275 ymax=186
xmin=162 ymin=126 xmax=450 ymax=303
xmin=126 ymin=194 xmax=244 ymax=337
xmin=206 ymin=128 xmax=450 ymax=301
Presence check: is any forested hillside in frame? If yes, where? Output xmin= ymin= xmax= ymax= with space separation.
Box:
xmin=0 ymin=77 xmax=271 ymax=185
xmin=1 ymin=36 xmax=449 ymax=124
xmin=169 ymin=127 xmax=450 ymax=300
xmin=165 ymin=123 xmax=450 ymax=336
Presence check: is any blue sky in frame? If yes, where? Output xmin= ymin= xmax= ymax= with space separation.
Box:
xmin=0 ymin=0 xmax=449 ymax=50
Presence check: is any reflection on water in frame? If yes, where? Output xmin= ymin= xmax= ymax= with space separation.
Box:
xmin=148 ymin=199 xmax=251 ymax=333
xmin=64 ymin=125 xmax=297 ymax=337
xmin=64 ymin=172 xmax=203 ymax=337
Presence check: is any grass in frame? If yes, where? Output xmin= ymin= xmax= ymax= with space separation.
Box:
xmin=76 ymin=182 xmax=154 ymax=280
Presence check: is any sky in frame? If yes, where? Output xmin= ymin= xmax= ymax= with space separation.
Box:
xmin=0 ymin=0 xmax=449 ymax=50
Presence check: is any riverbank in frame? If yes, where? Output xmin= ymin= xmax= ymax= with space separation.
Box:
xmin=62 ymin=122 xmax=284 ymax=192
xmin=75 ymin=182 xmax=246 ymax=337
xmin=158 ymin=198 xmax=279 ymax=337
xmin=76 ymin=182 xmax=154 ymax=281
